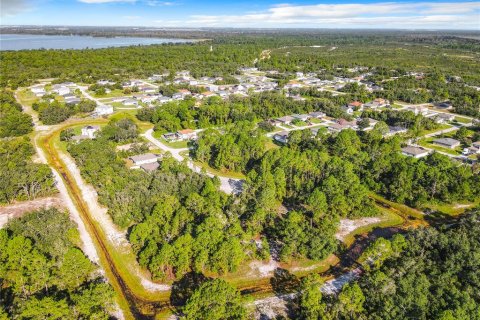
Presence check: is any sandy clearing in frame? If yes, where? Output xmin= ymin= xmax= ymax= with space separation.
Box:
xmin=248 ymin=259 xmax=279 ymax=278
xmin=335 ymin=217 xmax=382 ymax=242
xmin=0 ymin=196 xmax=64 ymax=229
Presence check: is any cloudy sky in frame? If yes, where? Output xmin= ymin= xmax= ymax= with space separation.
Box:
xmin=1 ymin=0 xmax=479 ymax=29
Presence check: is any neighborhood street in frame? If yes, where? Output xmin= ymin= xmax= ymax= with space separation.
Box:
xmin=143 ymin=129 xmax=244 ymax=194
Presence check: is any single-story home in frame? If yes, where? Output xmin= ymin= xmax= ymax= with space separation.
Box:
xmin=277 ymin=116 xmax=294 ymax=125
xmin=177 ymin=129 xmax=197 ymax=141
xmin=364 ymin=98 xmax=389 ymax=109
xmin=309 ymin=111 xmax=326 ymax=119
xmin=123 ymin=99 xmax=138 ymax=106
xmin=433 ymin=113 xmax=455 ymax=123
xmin=81 ymin=125 xmax=100 ymax=139
xmin=273 ymin=131 xmax=289 ymax=144
xmin=129 ymin=153 xmax=159 ymax=167
xmin=292 ymin=114 xmax=311 ymax=122
xmin=95 ymin=105 xmax=114 ymax=116
xmin=387 ymin=126 xmax=408 ymax=136
xmin=140 ymin=162 xmax=160 ymax=172
xmin=434 ymin=101 xmax=453 ymax=110
xmin=401 ymin=146 xmax=430 ymax=158
xmin=433 ymin=138 xmax=461 ymax=149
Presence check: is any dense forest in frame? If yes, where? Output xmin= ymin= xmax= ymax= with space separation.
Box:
xmin=293 ymin=209 xmax=480 ymax=320
xmin=0 ymin=208 xmax=115 ymax=319
xmin=32 ymin=99 xmax=96 ymax=125
xmin=0 ymin=90 xmax=33 ymax=138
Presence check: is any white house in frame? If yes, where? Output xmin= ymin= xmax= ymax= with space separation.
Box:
xmin=129 ymin=153 xmax=159 ymax=167
xmin=81 ymin=125 xmax=100 ymax=139
xmin=31 ymin=86 xmax=46 ymax=97
xmin=95 ymin=105 xmax=114 ymax=115
xmin=177 ymin=129 xmax=197 ymax=141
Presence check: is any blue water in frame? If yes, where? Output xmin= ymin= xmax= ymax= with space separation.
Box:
xmin=0 ymin=34 xmax=194 ymax=51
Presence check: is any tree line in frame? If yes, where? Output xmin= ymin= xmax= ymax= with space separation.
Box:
xmin=0 ymin=208 xmax=115 ymax=319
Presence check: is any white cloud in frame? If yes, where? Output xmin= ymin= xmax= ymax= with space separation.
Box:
xmin=183 ymin=1 xmax=480 ymax=29
xmin=146 ymin=0 xmax=176 ymax=6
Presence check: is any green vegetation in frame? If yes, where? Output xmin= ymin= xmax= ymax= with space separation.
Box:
xmin=182 ymin=279 xmax=246 ymax=320
xmin=191 ymin=122 xmax=266 ymax=173
xmin=0 ymin=90 xmax=33 ymax=137
xmin=313 ymin=209 xmax=480 ymax=320
xmin=0 ymin=136 xmax=55 ymax=204
xmin=32 ymin=99 xmax=96 ymax=125
xmin=0 ymin=208 xmax=115 ymax=319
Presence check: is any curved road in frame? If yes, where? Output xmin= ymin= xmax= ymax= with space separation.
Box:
xmin=142 ymin=129 xmax=244 ymax=194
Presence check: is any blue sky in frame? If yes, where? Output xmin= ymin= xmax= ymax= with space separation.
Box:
xmin=1 ymin=0 xmax=479 ymax=29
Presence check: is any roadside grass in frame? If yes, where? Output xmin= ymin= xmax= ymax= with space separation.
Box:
xmin=419 ymin=123 xmax=452 ymax=136
xmin=188 ymin=157 xmax=247 ymax=179
xmin=341 ymin=206 xmax=405 ymax=247
xmin=369 ymin=193 xmax=425 ymax=220
xmin=453 ymin=116 xmax=472 ymax=124
xmin=309 ymin=118 xmax=323 ymax=124
xmin=88 ymin=89 xmax=127 ymax=98
xmin=421 ymin=199 xmax=480 ymax=216
xmin=160 ymin=137 xmax=189 ymax=149
xmin=17 ymin=89 xmax=38 ymax=106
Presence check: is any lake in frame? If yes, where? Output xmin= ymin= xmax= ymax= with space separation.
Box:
xmin=0 ymin=34 xmax=195 ymax=51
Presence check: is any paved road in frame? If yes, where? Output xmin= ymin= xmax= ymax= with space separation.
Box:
xmin=143 ymin=129 xmax=244 ymax=194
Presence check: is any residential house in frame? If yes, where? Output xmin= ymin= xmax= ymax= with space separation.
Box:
xmin=277 ymin=116 xmax=294 ymax=125
xmin=292 ymin=114 xmax=311 ymax=122
xmin=273 ymin=131 xmax=289 ymax=144
xmin=433 ymin=138 xmax=461 ymax=149
xmin=31 ymin=86 xmax=46 ymax=97
xmin=387 ymin=126 xmax=408 ymax=136
xmin=129 ymin=153 xmax=159 ymax=168
xmin=401 ymin=146 xmax=430 ymax=158
xmin=309 ymin=111 xmax=326 ymax=119
xmin=433 ymin=113 xmax=455 ymax=123
xmin=463 ymin=141 xmax=480 ymax=155
xmin=123 ymin=99 xmax=138 ymax=106
xmin=347 ymin=101 xmax=364 ymax=111
xmin=140 ymin=162 xmax=160 ymax=172
xmin=177 ymin=129 xmax=197 ymax=141
xmin=364 ymin=98 xmax=389 ymax=109
xmin=434 ymin=101 xmax=453 ymax=110
xmin=95 ymin=105 xmax=114 ymax=115
xmin=65 ymin=97 xmax=81 ymax=105
xmin=81 ymin=125 xmax=100 ymax=139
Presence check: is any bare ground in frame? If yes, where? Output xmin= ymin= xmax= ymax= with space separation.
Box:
xmin=0 ymin=195 xmax=64 ymax=228
xmin=335 ymin=217 xmax=381 ymax=242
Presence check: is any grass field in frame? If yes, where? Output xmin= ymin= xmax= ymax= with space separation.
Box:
xmin=341 ymin=206 xmax=405 ymax=247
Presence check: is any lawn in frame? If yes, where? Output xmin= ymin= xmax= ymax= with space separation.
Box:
xmin=419 ymin=123 xmax=452 ymax=136
xmin=309 ymin=118 xmax=323 ymax=124
xmin=88 ymin=89 xmax=127 ymax=98
xmin=421 ymin=198 xmax=480 ymax=216
xmin=16 ymin=89 xmax=38 ymax=106
xmin=161 ymin=137 xmax=189 ymax=149
xmin=418 ymin=139 xmax=461 ymax=156
xmin=265 ymin=139 xmax=281 ymax=151
xmin=453 ymin=116 xmax=472 ymax=124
